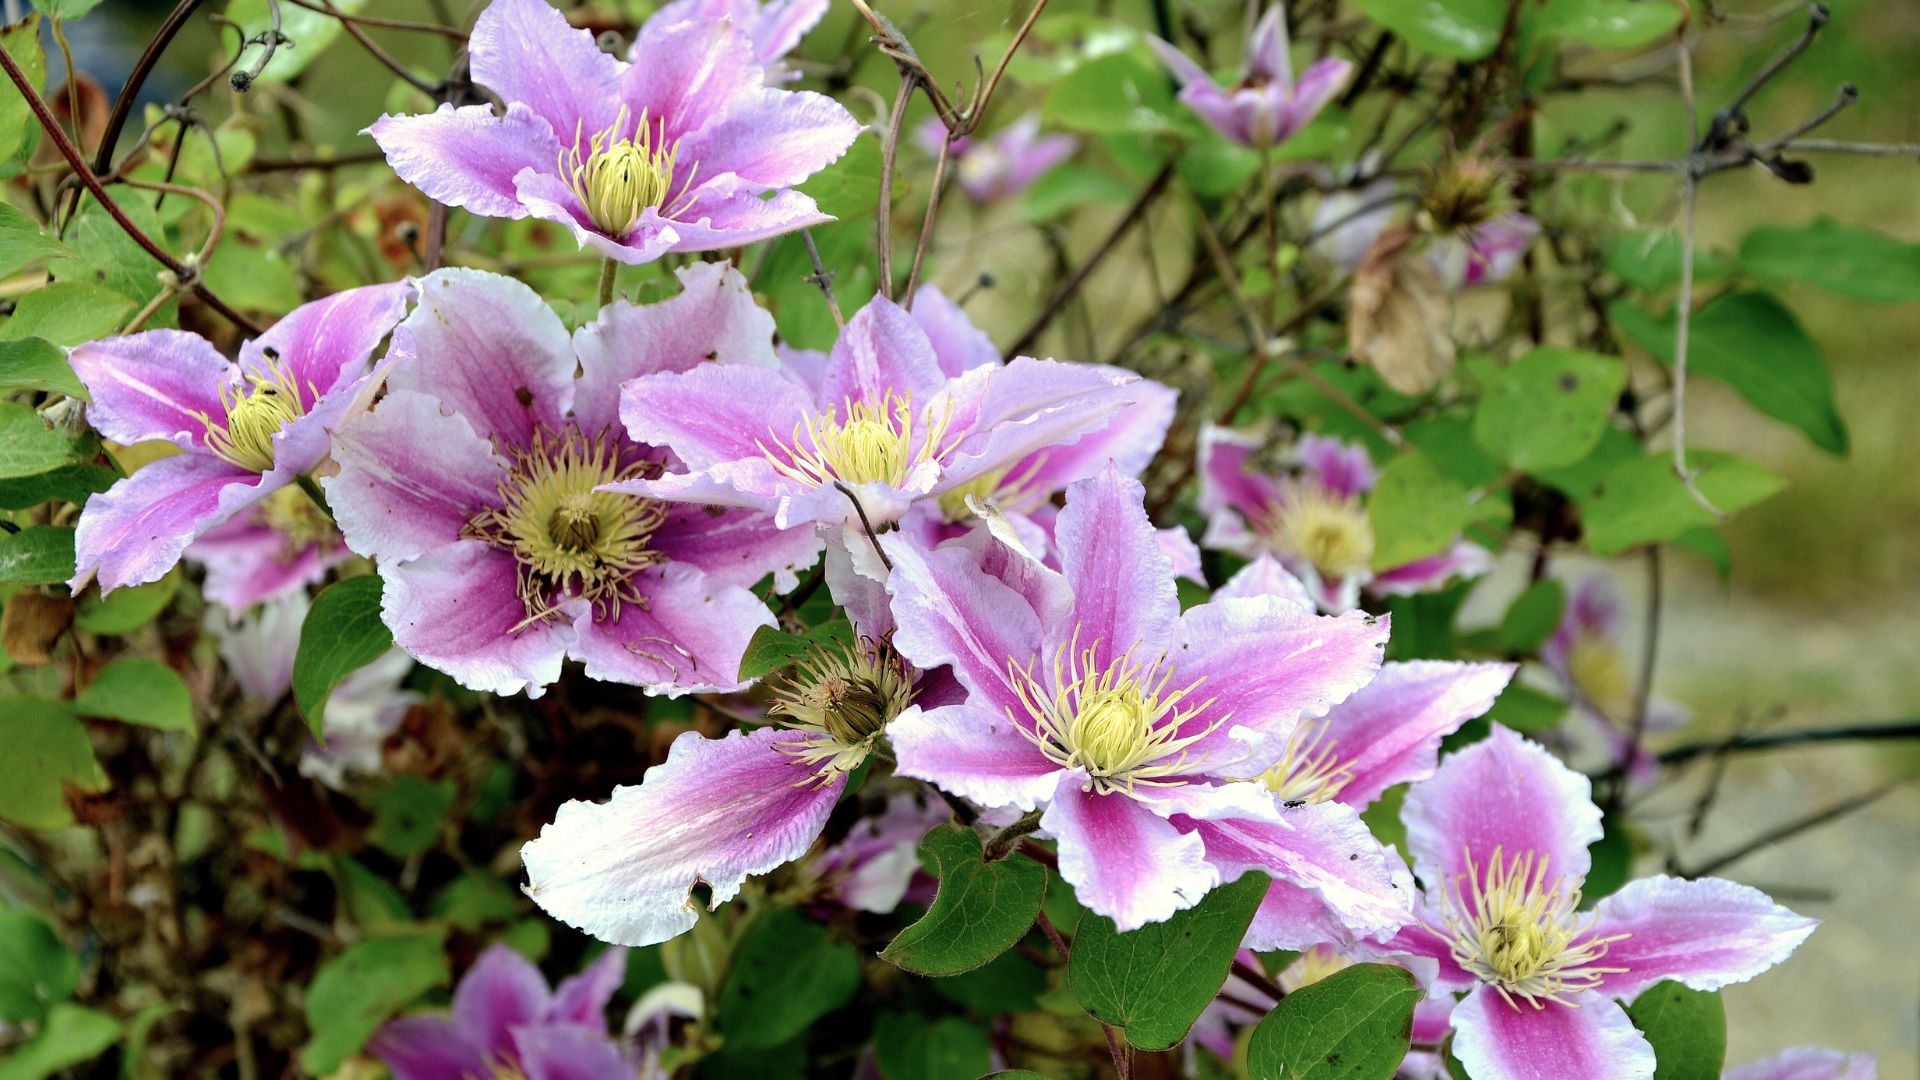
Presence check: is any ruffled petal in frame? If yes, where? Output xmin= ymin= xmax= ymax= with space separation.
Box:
xmin=1401 ymin=724 xmax=1603 ymax=895
xmin=621 ymin=16 xmax=764 ymax=148
xmin=819 ymin=293 xmax=947 ymax=411
xmin=366 ymin=103 xmax=561 ymax=219
xmin=1183 ymin=800 xmax=1413 ymax=947
xmin=618 ymin=361 xmax=813 ymax=473
xmin=1321 ymin=660 xmax=1514 ymax=808
xmin=547 ymin=947 xmax=628 ymax=1028
xmin=889 ymin=703 xmax=1061 ymax=813
xmin=674 ymin=86 xmax=860 ymax=190
xmin=1044 ymin=776 xmax=1219 ymax=932
xmin=1051 ymin=466 xmax=1179 ymax=666
xmin=379 ymin=540 xmax=573 ymax=697
xmin=70 ymin=329 xmax=229 ymax=450
xmin=452 ymin=945 xmax=551 ymax=1058
xmin=468 ymin=0 xmax=622 ymax=141
xmin=910 ymin=285 xmax=1000 ymax=378
xmin=325 ymin=390 xmax=510 ymax=564
xmin=188 ymin=516 xmax=345 ymax=612
xmin=71 ymin=452 xmax=266 ymax=594
xmin=243 ymin=281 xmax=413 ymax=404
xmin=1585 ymin=875 xmax=1816 ymax=1000
xmin=881 ymin=532 xmax=1045 ymax=717
xmin=368 ymin=1016 xmax=489 ymax=1080
xmin=1214 ymin=553 xmax=1314 ymax=608
xmin=650 ymin=503 xmax=820 ymax=591
xmin=565 ymin=565 xmax=773 ymax=694
xmin=1450 ymin=989 xmax=1655 ymax=1080
xmin=520 ymin=727 xmax=843 ymax=946
xmin=513 ymin=1024 xmax=638 ymax=1080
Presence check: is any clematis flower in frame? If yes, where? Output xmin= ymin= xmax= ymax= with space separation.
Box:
xmin=366 ymin=0 xmax=860 ymax=265
xmin=883 ymin=465 xmax=1409 ymax=936
xmin=1381 ymin=725 xmax=1816 ymax=1080
xmin=522 ymin=631 xmax=923 ymax=945
xmin=1432 ymin=211 xmax=1540 ymax=289
xmin=1198 ymin=427 xmax=1491 ymax=611
xmin=370 ymin=944 xmax=633 ymax=1080
xmin=1725 ymin=1048 xmax=1877 ymax=1080
xmin=1312 ymin=175 xmax=1401 ymax=271
xmin=67 ymin=283 xmax=412 ymax=596
xmin=642 ymin=0 xmax=828 ymax=71
xmin=915 ymin=114 xmax=1079 ymax=203
xmin=1543 ymin=576 xmax=1687 ymax=784
xmin=612 ymin=287 xmax=1163 ymax=538
xmin=1148 ymin=6 xmax=1351 ymax=150
xmin=325 ymin=264 xmax=819 ymax=697
xmin=809 ymin=791 xmax=951 ymax=914
xmin=185 ymin=485 xmax=351 ymax=612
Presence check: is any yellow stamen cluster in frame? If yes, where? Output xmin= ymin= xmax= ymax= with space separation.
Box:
xmin=771 ymin=636 xmax=918 ymax=782
xmin=195 ymin=353 xmax=311 ymax=473
xmin=1008 ymin=629 xmax=1224 ymax=797
xmin=559 ymin=107 xmax=697 ymax=237
xmin=259 ymin=484 xmax=338 ymax=553
xmin=1443 ymin=846 xmax=1629 ymax=1010
xmin=1260 ymin=720 xmax=1357 ymax=805
xmin=934 ymin=454 xmax=1049 ymax=523
xmin=1278 ymin=944 xmax=1355 ymax=993
xmin=762 ymin=392 xmax=956 ymax=490
xmin=1566 ymin=635 xmax=1633 ymax=721
xmin=1264 ymin=479 xmax=1375 ymax=581
xmin=464 ymin=426 xmax=667 ymax=626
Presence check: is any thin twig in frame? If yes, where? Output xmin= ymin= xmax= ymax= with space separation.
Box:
xmin=1006 ymin=164 xmax=1175 ymax=358
xmin=1656 ymin=719 xmax=1920 ymax=767
xmin=800 ymin=228 xmax=846 ymax=329
xmin=1670 ymin=39 xmax=1721 ymax=516
xmin=1678 ymin=780 xmax=1903 ymax=878
xmin=875 ymin=75 xmax=918 ymax=300
xmin=89 ymin=0 xmax=210 ymax=208
xmin=228 ymin=0 xmax=286 ymax=92
xmin=280 ymin=0 xmax=466 ymax=38
xmin=903 ymin=134 xmax=953 ymax=305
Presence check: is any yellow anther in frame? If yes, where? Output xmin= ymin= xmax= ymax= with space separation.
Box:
xmin=1443 ymin=846 xmax=1630 ymax=1010
xmin=196 ymin=355 xmax=311 ymax=473
xmin=558 ymin=106 xmax=697 ymax=237
xmin=259 ymin=484 xmax=337 ymax=551
xmin=1260 ymin=720 xmax=1357 ymax=805
xmin=1262 ymin=478 xmax=1375 ymax=580
xmin=760 ymin=391 xmax=957 ymax=491
xmin=771 ymin=636 xmax=918 ymax=782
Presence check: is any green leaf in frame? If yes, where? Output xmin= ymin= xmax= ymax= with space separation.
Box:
xmin=930 ymin=946 xmax=1047 ymax=1014
xmin=1739 ymin=217 xmax=1920 ymax=302
xmin=1 ymin=281 xmax=135 ymax=347
xmin=0 ymin=698 xmax=108 ymax=829
xmin=0 ymin=402 xmax=87 ymax=479
xmin=59 ymin=200 xmax=172 ymax=310
xmin=1612 ymin=292 xmax=1846 ymax=455
xmin=1671 ymin=526 xmax=1732 ymax=580
xmin=0 ymin=202 xmax=70 ymax=279
xmin=74 ymin=657 xmax=194 ymax=731
xmin=199 ymin=243 xmax=302 ymax=314
xmin=1625 ymin=981 xmax=1726 ymax=1080
xmin=1043 ymin=50 xmax=1179 ymax=136
xmin=298 ymin=931 xmax=449 ymax=1076
xmin=1023 ymin=164 xmax=1136 ymax=223
xmin=1497 ymin=579 xmax=1565 ymax=654
xmin=294 ymin=576 xmax=394 ymax=734
xmin=1581 ymin=452 xmax=1785 ymax=556
xmin=872 ymin=1013 xmax=992 ymax=1080
xmin=0 ymin=1003 xmax=120 ymax=1080
xmin=1355 ymin=0 xmax=1504 ymax=59
xmin=1534 ymin=0 xmax=1684 ymax=49
xmin=0 ymin=525 xmax=76 ymax=585
xmin=1474 ymin=347 xmax=1626 ymax=472
xmin=1601 ymin=230 xmax=1736 ymax=292
xmin=736 ymin=618 xmax=853 ymax=681
xmin=1247 ymin=963 xmax=1423 ymax=1080
xmin=1067 ymin=873 xmax=1269 ymax=1050
xmin=882 ymin=825 xmax=1048 ymax=976
xmin=1404 ymin=414 xmax=1504 ymax=488
xmin=717 ymin=908 xmax=861 ymax=1050
xmin=0 ymin=462 xmax=113 ymax=510
xmin=0 ymin=17 xmax=46 ymax=165
xmin=1367 ymin=452 xmax=1476 ymax=571
xmin=74 ymin=572 xmax=179 ymax=634
xmin=0 ymin=337 xmax=83 ymax=398
xmin=798 ymin=135 xmax=881 ymax=220
xmin=1481 ymin=683 xmax=1568 ymax=734
xmin=32 ymin=0 xmax=105 ymax=20
xmin=370 ymin=776 xmax=455 ymax=857
xmin=224 ymin=0 xmax=373 ymax=82
xmin=0 ymin=911 xmax=77 ymax=1023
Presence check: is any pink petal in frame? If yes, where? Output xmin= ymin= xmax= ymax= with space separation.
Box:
xmin=565 ymin=565 xmax=774 ymax=694
xmin=622 ymin=16 xmax=763 ymax=148
xmin=1295 ymin=433 xmax=1377 ymax=497
xmin=512 ymin=1024 xmax=636 ymax=1080
xmin=820 ymin=293 xmax=947 ymax=411
xmin=1370 ymin=540 xmax=1494 ymax=596
xmin=468 ymin=0 xmax=622 ymax=142
xmin=1323 ymin=660 xmax=1514 ymax=809
xmin=1247 ymin=5 xmax=1293 ymax=83
xmin=572 ymin=261 xmax=778 ymax=435
xmin=909 ymin=284 xmax=1000 ymax=378
xmin=619 ymin=361 xmax=813 ymax=472
xmin=1586 ymin=875 xmax=1816 ymax=1000
xmin=548 ymin=947 xmax=628 ymax=1028
xmin=453 ymin=945 xmax=551 ymax=1057
xmin=243 ymin=281 xmax=412 ymax=404
xmin=674 ymin=86 xmax=861 ymax=190
xmin=936 ymin=360 xmax=1149 ymax=500
xmin=369 ymin=1016 xmax=488 ymax=1080
xmin=1450 ymin=988 xmax=1655 ymax=1080
xmin=1002 ymin=373 xmax=1176 ymax=500
xmin=188 ymin=517 xmax=345 ymax=612
xmin=366 ymin=103 xmax=561 ymax=220
xmin=70 ymin=330 xmax=228 ymax=450
xmin=379 ymin=540 xmax=573 ymax=697
xmin=1158 ymin=525 xmax=1204 ymax=584
xmin=1281 ymin=57 xmax=1353 ymax=137
xmin=1401 ymin=725 xmax=1602 ymax=895
xmin=1184 ymin=801 xmax=1413 ymax=947
xmin=387 ymin=269 xmax=575 ymax=451
xmin=1197 ymin=424 xmax=1282 ymax=556
xmin=651 ymin=503 xmax=820 ymax=591
xmin=889 ymin=703 xmax=1062 ymax=813
xmin=1043 ymin=777 xmax=1219 ymax=932
xmin=881 ymin=533 xmax=1045 ymax=717
xmin=520 ymin=726 xmax=843 ymax=946
xmin=1052 ymin=466 xmax=1179 ymax=666
xmin=326 ymin=390 xmax=510 ymax=564
xmin=71 ymin=452 xmax=266 ymax=594
xmin=1215 ymin=553 xmax=1314 ymax=607
xmin=1725 ymin=1048 xmax=1878 ymax=1080
xmin=658 ymin=185 xmax=833 ymax=252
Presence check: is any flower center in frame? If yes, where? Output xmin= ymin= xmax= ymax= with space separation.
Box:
xmin=1566 ymin=635 xmax=1633 ymax=720
xmin=463 ymin=426 xmax=667 ymax=626
xmin=772 ymin=636 xmax=918 ymax=781
xmin=558 ymin=107 xmax=698 ymax=237
xmin=195 ymin=351 xmax=311 ymax=473
xmin=259 ymin=484 xmax=338 ymax=553
xmin=934 ymin=455 xmax=1048 ymax=523
xmin=1280 ymin=944 xmax=1355 ymax=992
xmin=761 ymin=391 xmax=956 ymax=490
xmin=1259 ymin=720 xmax=1355 ymax=804
xmin=1267 ymin=479 xmax=1374 ymax=580
xmin=1008 ymin=630 xmax=1223 ymax=797
xmin=1442 ymin=846 xmax=1629 ymax=1010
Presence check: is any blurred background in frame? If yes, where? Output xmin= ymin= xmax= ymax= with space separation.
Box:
xmin=62 ymin=0 xmax=1920 ymax=1070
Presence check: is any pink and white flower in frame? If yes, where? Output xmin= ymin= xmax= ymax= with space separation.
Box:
xmin=1382 ymin=725 xmax=1817 ymax=1080
xmin=185 ymin=485 xmax=351 ymax=612
xmin=1198 ymin=427 xmax=1492 ymax=611
xmin=325 ymin=263 xmax=818 ymax=697
xmin=916 ymin=114 xmax=1079 ymax=203
xmin=883 ymin=465 xmax=1412 ymax=937
xmin=367 ymin=0 xmax=860 ymax=264
xmin=642 ymin=0 xmax=828 ymax=71
xmin=809 ymin=791 xmax=951 ymax=914
xmin=1725 ymin=1048 xmax=1877 ymax=1080
xmin=1432 ymin=211 xmax=1541 ymax=289
xmin=68 ymin=283 xmax=411 ymax=596
xmin=1148 ymin=5 xmax=1351 ymax=150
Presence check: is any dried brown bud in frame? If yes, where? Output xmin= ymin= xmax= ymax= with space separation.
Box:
xmin=1349 ymin=227 xmax=1456 ymax=396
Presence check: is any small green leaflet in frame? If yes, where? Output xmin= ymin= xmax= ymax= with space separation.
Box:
xmin=717 ymin=908 xmax=862 ymax=1050
xmin=74 ymin=656 xmax=195 ymax=732
xmin=1474 ymin=346 xmax=1626 ymax=472
xmin=293 ymin=576 xmax=394 ymax=735
xmin=297 ymin=931 xmax=449 ymax=1076
xmin=883 ymin=825 xmax=1047 ymax=976
xmin=1581 ymin=452 xmax=1785 ymax=555
xmin=1246 ymin=964 xmax=1423 ymax=1080
xmin=1626 ymin=981 xmax=1726 ymax=1080
xmin=0 ymin=525 xmax=76 ymax=586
